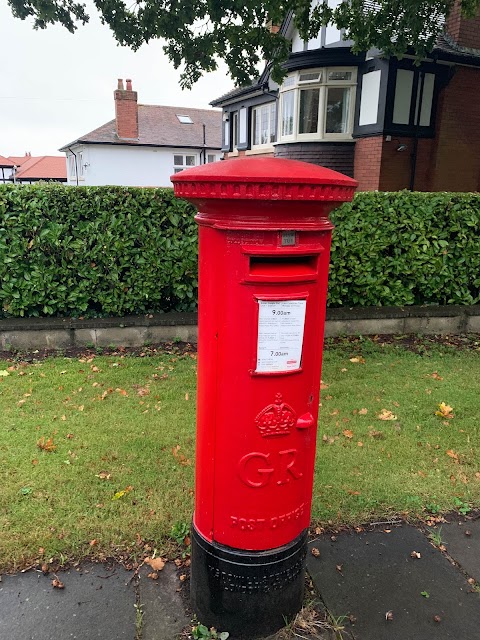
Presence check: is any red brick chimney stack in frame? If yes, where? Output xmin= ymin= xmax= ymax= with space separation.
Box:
xmin=114 ymin=77 xmax=138 ymax=140
xmin=446 ymin=1 xmax=480 ymax=49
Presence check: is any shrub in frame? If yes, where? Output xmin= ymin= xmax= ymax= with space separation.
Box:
xmin=0 ymin=186 xmax=479 ymax=318
xmin=328 ymin=191 xmax=480 ymax=307
xmin=0 ymin=184 xmax=198 ymax=317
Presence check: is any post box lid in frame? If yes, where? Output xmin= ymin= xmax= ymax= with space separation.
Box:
xmin=171 ymin=157 xmax=357 ymax=202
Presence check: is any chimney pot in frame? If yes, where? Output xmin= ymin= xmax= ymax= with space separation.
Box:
xmin=126 ymin=79 xmax=133 ymax=91
xmin=117 ymin=78 xmax=124 ymax=90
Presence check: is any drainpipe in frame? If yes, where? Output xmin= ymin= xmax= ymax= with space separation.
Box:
xmin=202 ymin=123 xmax=206 ymax=164
xmin=410 ymin=71 xmax=425 ymax=192
xmin=68 ymin=147 xmax=79 ymax=186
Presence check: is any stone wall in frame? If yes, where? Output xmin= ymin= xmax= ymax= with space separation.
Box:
xmin=0 ymin=306 xmax=479 ymax=351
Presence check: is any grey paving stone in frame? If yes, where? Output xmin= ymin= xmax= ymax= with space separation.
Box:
xmin=0 ymin=563 xmax=135 ymax=640
xmin=440 ymin=518 xmax=480 ymax=582
xmin=138 ymin=563 xmax=190 ymax=640
xmin=307 ymin=525 xmax=480 ymax=640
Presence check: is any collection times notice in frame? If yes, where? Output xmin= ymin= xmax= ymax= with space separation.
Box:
xmin=255 ymin=300 xmax=307 ymax=373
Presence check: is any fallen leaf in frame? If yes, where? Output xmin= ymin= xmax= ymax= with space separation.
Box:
xmin=52 ymin=578 xmax=64 ymax=589
xmin=369 ymin=429 xmax=385 ymax=439
xmin=116 ymin=388 xmax=128 ymax=396
xmin=347 ymin=490 xmax=361 ymax=495
xmin=66 ymin=433 xmax=74 ymax=439
xmin=410 ymin=551 xmax=421 ymax=559
xmin=137 ymin=386 xmax=150 ymax=397
xmin=311 ymin=547 xmax=320 ymax=558
xmin=89 ymin=539 xmax=97 ymax=546
xmin=179 ymin=574 xmax=187 ymax=582
xmin=421 ymin=591 xmax=430 ymax=598
xmin=32 ymin=459 xmax=38 ymax=465
xmin=91 ymin=366 xmax=100 ymax=373
xmin=320 ymin=381 xmax=329 ymax=389
xmin=336 ymin=564 xmax=343 ymax=573
xmin=112 ymin=486 xmax=133 ymax=500
xmin=147 ymin=572 xmax=158 ymax=580
xmin=340 ymin=368 xmax=348 ymax=372
xmin=0 ymin=370 xmax=10 ymax=377
xmin=446 ymin=449 xmax=459 ymax=462
xmin=96 ymin=472 xmax=111 ymax=480
xmin=78 ymin=405 xmax=84 ymax=412
xmin=430 ymin=372 xmax=444 ymax=381
xmin=385 ymin=611 xmax=394 ymax=621
xmin=433 ymin=615 xmax=442 ymax=623
xmin=185 ymin=393 xmax=189 ymax=401
xmin=358 ymin=408 xmax=368 ymax=415
xmin=435 ymin=402 xmax=454 ymax=419
xmin=343 ymin=429 xmax=354 ymax=439
xmin=41 ymin=563 xmax=49 ymax=574
xmin=357 ymin=441 xmax=364 ymax=447
xmin=377 ymin=409 xmax=397 ymax=421
xmin=145 ymin=557 xmax=165 ymax=571
xmin=37 ymin=436 xmax=56 ymax=452
xmin=349 ymin=356 xmax=366 ymax=364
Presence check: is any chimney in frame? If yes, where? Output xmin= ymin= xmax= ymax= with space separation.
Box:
xmin=114 ymin=78 xmax=138 ymax=140
xmin=446 ymin=1 xmax=480 ymax=50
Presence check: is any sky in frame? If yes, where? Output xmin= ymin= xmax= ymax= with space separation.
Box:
xmin=0 ymin=1 xmax=235 ymax=157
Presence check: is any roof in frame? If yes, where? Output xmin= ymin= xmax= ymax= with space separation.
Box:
xmin=7 ymin=155 xmax=32 ymax=167
xmin=14 ymin=156 xmax=67 ymax=180
xmin=210 ymin=81 xmax=264 ymax=106
xmin=60 ymin=105 xmax=222 ymax=150
xmin=0 ymin=155 xmax=15 ymax=168
xmin=434 ymin=33 xmax=480 ymax=66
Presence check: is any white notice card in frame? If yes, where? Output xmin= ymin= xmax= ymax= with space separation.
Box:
xmin=256 ymin=300 xmax=307 ymax=373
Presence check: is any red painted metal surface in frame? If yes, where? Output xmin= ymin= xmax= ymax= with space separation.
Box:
xmin=172 ymin=157 xmax=356 ymax=551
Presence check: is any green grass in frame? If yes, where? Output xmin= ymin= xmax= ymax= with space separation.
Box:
xmin=0 ymin=340 xmax=479 ymax=570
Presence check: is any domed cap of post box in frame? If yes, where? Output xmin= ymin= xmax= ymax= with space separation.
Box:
xmin=171 ymin=157 xmax=357 ymax=203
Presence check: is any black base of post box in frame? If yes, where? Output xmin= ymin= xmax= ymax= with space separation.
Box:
xmin=190 ymin=525 xmax=307 ymax=638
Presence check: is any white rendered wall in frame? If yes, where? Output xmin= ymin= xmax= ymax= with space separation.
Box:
xmin=65 ymin=145 xmax=221 ymax=187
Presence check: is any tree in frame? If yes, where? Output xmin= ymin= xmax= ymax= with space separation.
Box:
xmin=7 ymin=0 xmax=480 ymax=88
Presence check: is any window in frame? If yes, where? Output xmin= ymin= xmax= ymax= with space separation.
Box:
xmin=173 ymin=154 xmax=196 ymax=173
xmin=176 ymin=115 xmax=193 ymax=124
xmin=392 ymin=70 xmax=435 ymax=128
xmin=207 ymin=154 xmax=217 ymax=163
xmin=68 ymin=155 xmax=75 ymax=180
xmin=279 ymin=67 xmax=357 ymax=142
xmin=232 ymin=111 xmax=239 ymax=149
xmin=78 ymin=152 xmax=84 ymax=180
xmin=252 ymin=103 xmax=277 ymax=147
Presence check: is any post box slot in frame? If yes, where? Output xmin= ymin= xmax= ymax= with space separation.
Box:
xmin=249 ymin=255 xmax=317 ymax=278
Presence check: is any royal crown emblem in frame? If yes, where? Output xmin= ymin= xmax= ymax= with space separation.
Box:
xmin=255 ymin=393 xmax=296 ymax=438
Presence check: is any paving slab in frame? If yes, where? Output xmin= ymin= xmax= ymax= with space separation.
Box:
xmin=439 ymin=517 xmax=480 ymax=582
xmin=0 ymin=563 xmax=135 ymax=640
xmin=307 ymin=525 xmax=480 ymax=640
xmin=138 ymin=562 xmax=190 ymax=640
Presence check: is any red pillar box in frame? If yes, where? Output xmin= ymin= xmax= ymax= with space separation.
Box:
xmin=172 ymin=158 xmax=356 ymax=637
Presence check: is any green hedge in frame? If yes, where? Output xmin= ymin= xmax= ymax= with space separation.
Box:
xmin=0 ymin=186 xmax=479 ymax=318
xmin=0 ymin=184 xmax=198 ymax=317
xmin=328 ymin=191 xmax=480 ymax=307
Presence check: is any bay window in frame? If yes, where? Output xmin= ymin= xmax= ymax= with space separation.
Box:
xmin=279 ymin=68 xmax=357 ymax=141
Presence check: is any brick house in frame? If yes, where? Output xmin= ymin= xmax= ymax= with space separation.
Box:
xmin=60 ymin=79 xmax=222 ymax=187
xmin=211 ymin=2 xmax=480 ymax=191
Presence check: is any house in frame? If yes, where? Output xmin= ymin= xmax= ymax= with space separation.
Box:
xmin=60 ymin=80 xmax=222 ymax=187
xmin=211 ymin=1 xmax=480 ymax=192
xmin=0 ymin=153 xmax=67 ymax=184
xmin=0 ymin=155 xmax=15 ymax=184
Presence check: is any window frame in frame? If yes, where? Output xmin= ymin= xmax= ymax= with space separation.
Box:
xmin=251 ymin=102 xmax=278 ymax=149
xmin=278 ymin=67 xmax=357 ymax=143
xmin=173 ymin=153 xmax=198 ymax=174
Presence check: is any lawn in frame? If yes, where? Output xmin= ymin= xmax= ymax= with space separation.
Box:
xmin=0 ymin=338 xmax=479 ymax=571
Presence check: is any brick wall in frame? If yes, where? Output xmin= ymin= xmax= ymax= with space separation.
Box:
xmin=428 ymin=67 xmax=480 ymax=192
xmin=353 ymin=137 xmax=382 ymax=190
xmin=114 ymin=79 xmax=138 ymax=140
xmin=446 ymin=2 xmax=480 ymax=49
xmin=275 ymin=142 xmax=355 ymax=177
